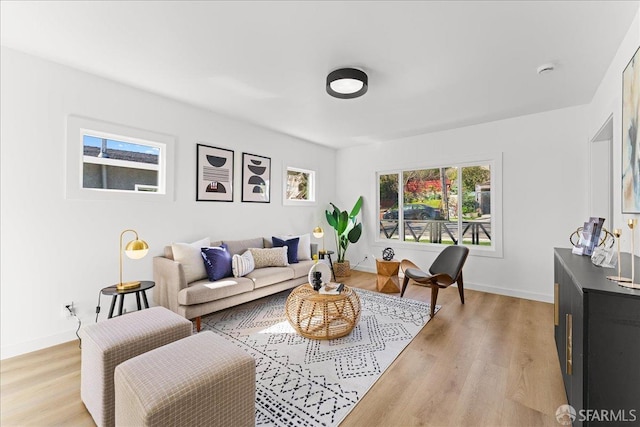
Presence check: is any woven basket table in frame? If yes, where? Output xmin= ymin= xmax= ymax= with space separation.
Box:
xmin=285 ymin=284 xmax=361 ymax=340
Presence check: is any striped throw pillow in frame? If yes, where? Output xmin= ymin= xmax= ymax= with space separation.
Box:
xmin=232 ymin=250 xmax=255 ymax=277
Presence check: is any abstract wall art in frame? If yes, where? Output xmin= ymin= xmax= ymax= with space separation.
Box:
xmin=242 ymin=152 xmax=270 ymax=203
xmin=196 ymin=144 xmax=234 ymax=202
xmin=622 ymin=46 xmax=640 ymax=213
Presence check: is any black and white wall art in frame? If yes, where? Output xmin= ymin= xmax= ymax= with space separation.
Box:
xmin=196 ymin=144 xmax=234 ymax=202
xmin=242 ymin=152 xmax=271 ymax=203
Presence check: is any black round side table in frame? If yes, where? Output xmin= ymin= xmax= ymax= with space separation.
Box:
xmin=101 ymin=281 xmax=155 ymax=318
xmin=319 ymin=250 xmax=336 ymax=281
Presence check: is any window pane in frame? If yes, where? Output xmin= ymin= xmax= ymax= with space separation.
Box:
xmin=402 ymin=168 xmax=451 ymax=243
xmin=379 ymin=173 xmax=399 ymax=240
xmin=82 ymin=134 xmax=160 ymax=192
xmin=461 ymin=165 xmax=492 ymax=246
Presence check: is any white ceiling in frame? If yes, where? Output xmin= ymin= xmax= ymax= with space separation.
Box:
xmin=1 ymin=1 xmax=638 ymax=148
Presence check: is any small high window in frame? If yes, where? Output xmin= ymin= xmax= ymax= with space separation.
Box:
xmin=284 ymin=167 xmax=316 ymax=205
xmin=66 ymin=116 xmax=174 ymax=202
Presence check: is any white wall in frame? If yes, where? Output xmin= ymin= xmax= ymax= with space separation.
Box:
xmin=587 ymin=6 xmax=640 ymax=254
xmin=336 ymin=105 xmax=589 ymax=303
xmin=0 ymin=47 xmax=336 ymax=359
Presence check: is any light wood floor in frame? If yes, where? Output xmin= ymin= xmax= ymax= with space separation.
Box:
xmin=1 ymin=271 xmax=567 ymax=426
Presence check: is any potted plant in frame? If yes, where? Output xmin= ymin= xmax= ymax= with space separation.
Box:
xmin=325 ymin=196 xmax=363 ymax=277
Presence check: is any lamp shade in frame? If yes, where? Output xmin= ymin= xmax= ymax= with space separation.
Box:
xmin=312 ymin=226 xmax=324 ymax=239
xmin=125 ymin=239 xmax=149 ymax=259
xmin=326 ymin=68 xmax=368 ymax=99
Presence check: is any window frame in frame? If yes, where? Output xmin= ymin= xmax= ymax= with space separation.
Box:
xmin=283 ymin=166 xmax=316 ymax=206
xmin=376 ymin=153 xmax=502 ymax=258
xmin=66 ymin=115 xmax=174 ymax=202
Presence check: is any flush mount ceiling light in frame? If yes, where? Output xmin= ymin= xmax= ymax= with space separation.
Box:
xmin=326 ymin=68 xmax=368 ymax=99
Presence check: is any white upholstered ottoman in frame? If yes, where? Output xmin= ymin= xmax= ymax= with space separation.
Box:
xmin=114 ymin=331 xmax=256 ymax=427
xmin=80 ymin=306 xmax=193 ymax=427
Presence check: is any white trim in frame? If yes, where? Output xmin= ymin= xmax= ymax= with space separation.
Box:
xmin=1 ymin=328 xmax=78 ymax=360
xmin=352 ymin=267 xmax=552 ymax=303
xmin=66 ymin=115 xmax=175 ymax=202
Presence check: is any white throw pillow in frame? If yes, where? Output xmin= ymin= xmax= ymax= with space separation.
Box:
xmin=281 ymin=233 xmax=311 ymax=260
xmin=232 ymin=251 xmax=255 ymax=277
xmin=249 ymin=247 xmax=289 ymax=268
xmin=171 ymin=237 xmax=210 ymax=283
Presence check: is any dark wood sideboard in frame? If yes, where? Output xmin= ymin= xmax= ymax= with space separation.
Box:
xmin=554 ymin=248 xmax=640 ymax=426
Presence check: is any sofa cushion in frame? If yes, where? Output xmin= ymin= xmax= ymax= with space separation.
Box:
xmin=272 ymin=236 xmax=299 ymax=264
xmin=245 ymin=267 xmax=294 ymax=289
xmin=289 ymin=259 xmax=317 ymax=280
xmin=249 ymin=247 xmax=288 ymax=268
xmin=178 ymin=277 xmax=254 ymax=306
xmin=201 ymin=245 xmax=232 ymax=281
xmin=232 ymin=251 xmax=255 ymax=277
xmin=277 ymin=233 xmax=312 ymax=261
xmin=223 ymin=237 xmax=264 ymax=256
xmin=171 ymin=237 xmax=210 ymax=283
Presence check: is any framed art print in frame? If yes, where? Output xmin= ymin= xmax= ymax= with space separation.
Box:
xmin=622 ymin=46 xmax=639 ymax=213
xmin=242 ymin=153 xmax=270 ymax=203
xmin=196 ymin=144 xmax=233 ymax=202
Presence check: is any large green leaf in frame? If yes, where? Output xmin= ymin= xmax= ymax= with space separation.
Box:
xmin=349 ymin=196 xmax=363 ymax=218
xmin=347 ymin=222 xmax=362 ymax=243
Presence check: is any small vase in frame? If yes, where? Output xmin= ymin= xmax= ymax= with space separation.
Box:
xmin=334 ymin=260 xmax=351 ymax=277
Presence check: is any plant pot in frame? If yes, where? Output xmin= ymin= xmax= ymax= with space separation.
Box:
xmin=334 ymin=260 xmax=351 ymax=277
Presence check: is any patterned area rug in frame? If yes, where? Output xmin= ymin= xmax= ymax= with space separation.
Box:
xmin=200 ymin=288 xmax=437 ymax=427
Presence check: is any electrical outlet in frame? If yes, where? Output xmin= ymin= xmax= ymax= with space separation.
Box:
xmin=62 ymin=302 xmax=74 ymax=318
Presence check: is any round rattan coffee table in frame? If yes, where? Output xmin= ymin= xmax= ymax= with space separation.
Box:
xmin=285 ymin=284 xmax=361 ymax=340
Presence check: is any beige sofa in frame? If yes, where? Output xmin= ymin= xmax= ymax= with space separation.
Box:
xmin=153 ymin=236 xmax=317 ymax=330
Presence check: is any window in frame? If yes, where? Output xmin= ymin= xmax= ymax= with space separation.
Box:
xmin=66 ymin=116 xmax=174 ymax=201
xmin=82 ymin=134 xmax=161 ymax=192
xmin=283 ymin=167 xmax=316 ymax=205
xmin=378 ymin=155 xmax=502 ymax=257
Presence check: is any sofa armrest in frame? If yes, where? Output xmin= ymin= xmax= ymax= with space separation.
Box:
xmin=153 ymin=256 xmax=188 ymax=314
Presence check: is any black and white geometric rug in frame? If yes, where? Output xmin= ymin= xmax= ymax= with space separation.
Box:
xmin=200 ymin=288 xmax=437 ymax=427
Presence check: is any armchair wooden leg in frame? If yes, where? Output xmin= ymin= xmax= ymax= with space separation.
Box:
xmin=457 ymin=274 xmax=465 ymax=305
xmin=195 ymin=316 xmax=201 ymax=332
xmin=401 ymin=275 xmax=410 ymax=297
xmin=430 ymin=286 xmax=439 ymax=318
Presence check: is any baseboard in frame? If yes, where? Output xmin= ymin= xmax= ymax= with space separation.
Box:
xmin=1 ymin=328 xmax=79 ymax=360
xmin=352 ymin=267 xmax=553 ymax=303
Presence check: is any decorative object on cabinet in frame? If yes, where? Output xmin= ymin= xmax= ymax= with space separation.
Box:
xmin=590 ymin=228 xmax=615 ymax=267
xmin=241 ymin=152 xmax=270 ymax=203
xmin=619 ymin=219 xmax=640 ymax=289
xmin=196 ymin=144 xmax=234 ymax=202
xmin=606 ymin=228 xmax=632 ymax=282
xmin=622 ymin=46 xmax=639 ymax=213
xmin=382 ymin=247 xmax=395 ymax=261
xmin=569 ymin=217 xmax=605 ymax=256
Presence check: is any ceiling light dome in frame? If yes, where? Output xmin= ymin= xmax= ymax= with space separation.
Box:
xmin=326 ymin=68 xmax=368 ymax=99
